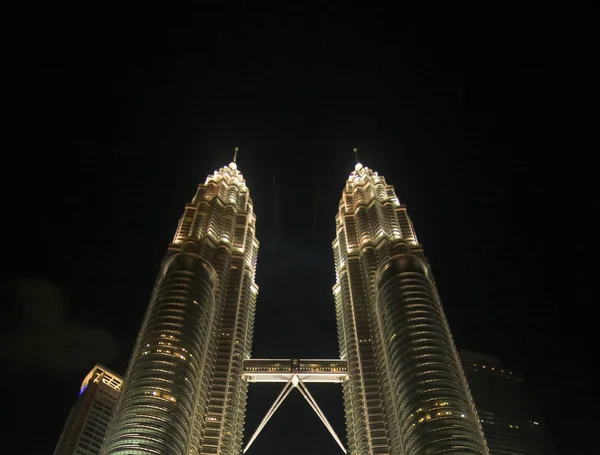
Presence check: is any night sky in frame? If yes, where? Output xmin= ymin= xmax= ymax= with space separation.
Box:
xmin=3 ymin=4 xmax=596 ymax=454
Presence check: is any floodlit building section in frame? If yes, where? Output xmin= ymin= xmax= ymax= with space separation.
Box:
xmin=54 ymin=365 xmax=123 ymax=455
xmin=100 ymin=154 xmax=259 ymax=455
xmin=333 ymin=160 xmax=489 ymax=455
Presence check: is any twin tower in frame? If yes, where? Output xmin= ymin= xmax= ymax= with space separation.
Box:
xmin=100 ymin=156 xmax=490 ymax=455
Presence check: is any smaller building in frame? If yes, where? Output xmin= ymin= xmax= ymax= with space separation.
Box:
xmin=460 ymin=350 xmax=558 ymax=455
xmin=54 ymin=364 xmax=123 ymax=455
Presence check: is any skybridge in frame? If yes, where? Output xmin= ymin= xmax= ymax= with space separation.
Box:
xmin=242 ymin=358 xmax=348 ymax=453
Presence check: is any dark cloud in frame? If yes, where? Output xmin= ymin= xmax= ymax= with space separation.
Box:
xmin=0 ymin=278 xmax=119 ymax=375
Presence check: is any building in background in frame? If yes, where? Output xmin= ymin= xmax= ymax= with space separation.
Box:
xmin=54 ymin=364 xmax=123 ymax=455
xmin=460 ymin=350 xmax=558 ymax=455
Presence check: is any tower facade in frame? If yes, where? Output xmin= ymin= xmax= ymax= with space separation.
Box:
xmin=101 ymin=159 xmax=259 ymax=455
xmin=333 ymin=162 xmax=489 ymax=455
xmin=54 ymin=365 xmax=123 ymax=455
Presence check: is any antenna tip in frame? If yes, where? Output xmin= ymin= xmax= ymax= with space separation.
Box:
xmin=231 ymin=147 xmax=239 ymax=167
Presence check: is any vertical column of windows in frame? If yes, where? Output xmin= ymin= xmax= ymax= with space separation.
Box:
xmin=174 ymin=206 xmax=197 ymax=243
xmin=219 ymin=206 xmax=236 ymax=245
xmin=396 ymin=208 xmax=417 ymax=245
xmin=232 ymin=213 xmax=248 ymax=253
xmin=344 ymin=215 xmax=359 ymax=252
xmin=383 ymin=203 xmax=402 ymax=240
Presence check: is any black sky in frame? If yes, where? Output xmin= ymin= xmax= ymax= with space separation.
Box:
xmin=3 ymin=4 xmax=596 ymax=454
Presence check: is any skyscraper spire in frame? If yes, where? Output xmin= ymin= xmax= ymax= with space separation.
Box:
xmin=353 ymin=147 xmax=359 ymax=164
xmin=229 ymin=147 xmax=239 ymax=170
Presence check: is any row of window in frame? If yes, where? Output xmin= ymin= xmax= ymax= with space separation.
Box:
xmin=143 ymin=390 xmax=177 ymax=402
xmin=471 ymin=363 xmax=513 ymax=375
xmin=141 ymin=349 xmax=187 ymax=360
xmin=244 ymin=366 xmax=347 ymax=372
xmin=410 ymin=411 xmax=469 ymax=426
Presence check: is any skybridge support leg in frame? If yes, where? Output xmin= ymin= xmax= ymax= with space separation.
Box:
xmin=242 ymin=374 xmax=347 ymax=454
xmin=243 ymin=377 xmax=295 ymax=453
xmin=296 ymin=377 xmax=348 ymax=454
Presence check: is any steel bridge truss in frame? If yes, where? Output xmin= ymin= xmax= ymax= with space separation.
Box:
xmin=242 ymin=359 xmax=349 ymax=453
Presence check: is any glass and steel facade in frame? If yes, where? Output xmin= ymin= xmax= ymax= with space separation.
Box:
xmin=333 ymin=162 xmax=489 ymax=455
xmin=101 ymin=160 xmax=258 ymax=455
xmin=54 ymin=365 xmax=123 ymax=455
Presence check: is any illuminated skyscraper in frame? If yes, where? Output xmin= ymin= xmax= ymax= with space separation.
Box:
xmin=332 ymin=159 xmax=489 ymax=455
xmin=460 ymin=350 xmax=559 ymax=455
xmin=101 ymin=155 xmax=259 ymax=455
xmin=54 ymin=365 xmax=123 ymax=455
xmin=94 ymin=151 xmax=492 ymax=455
